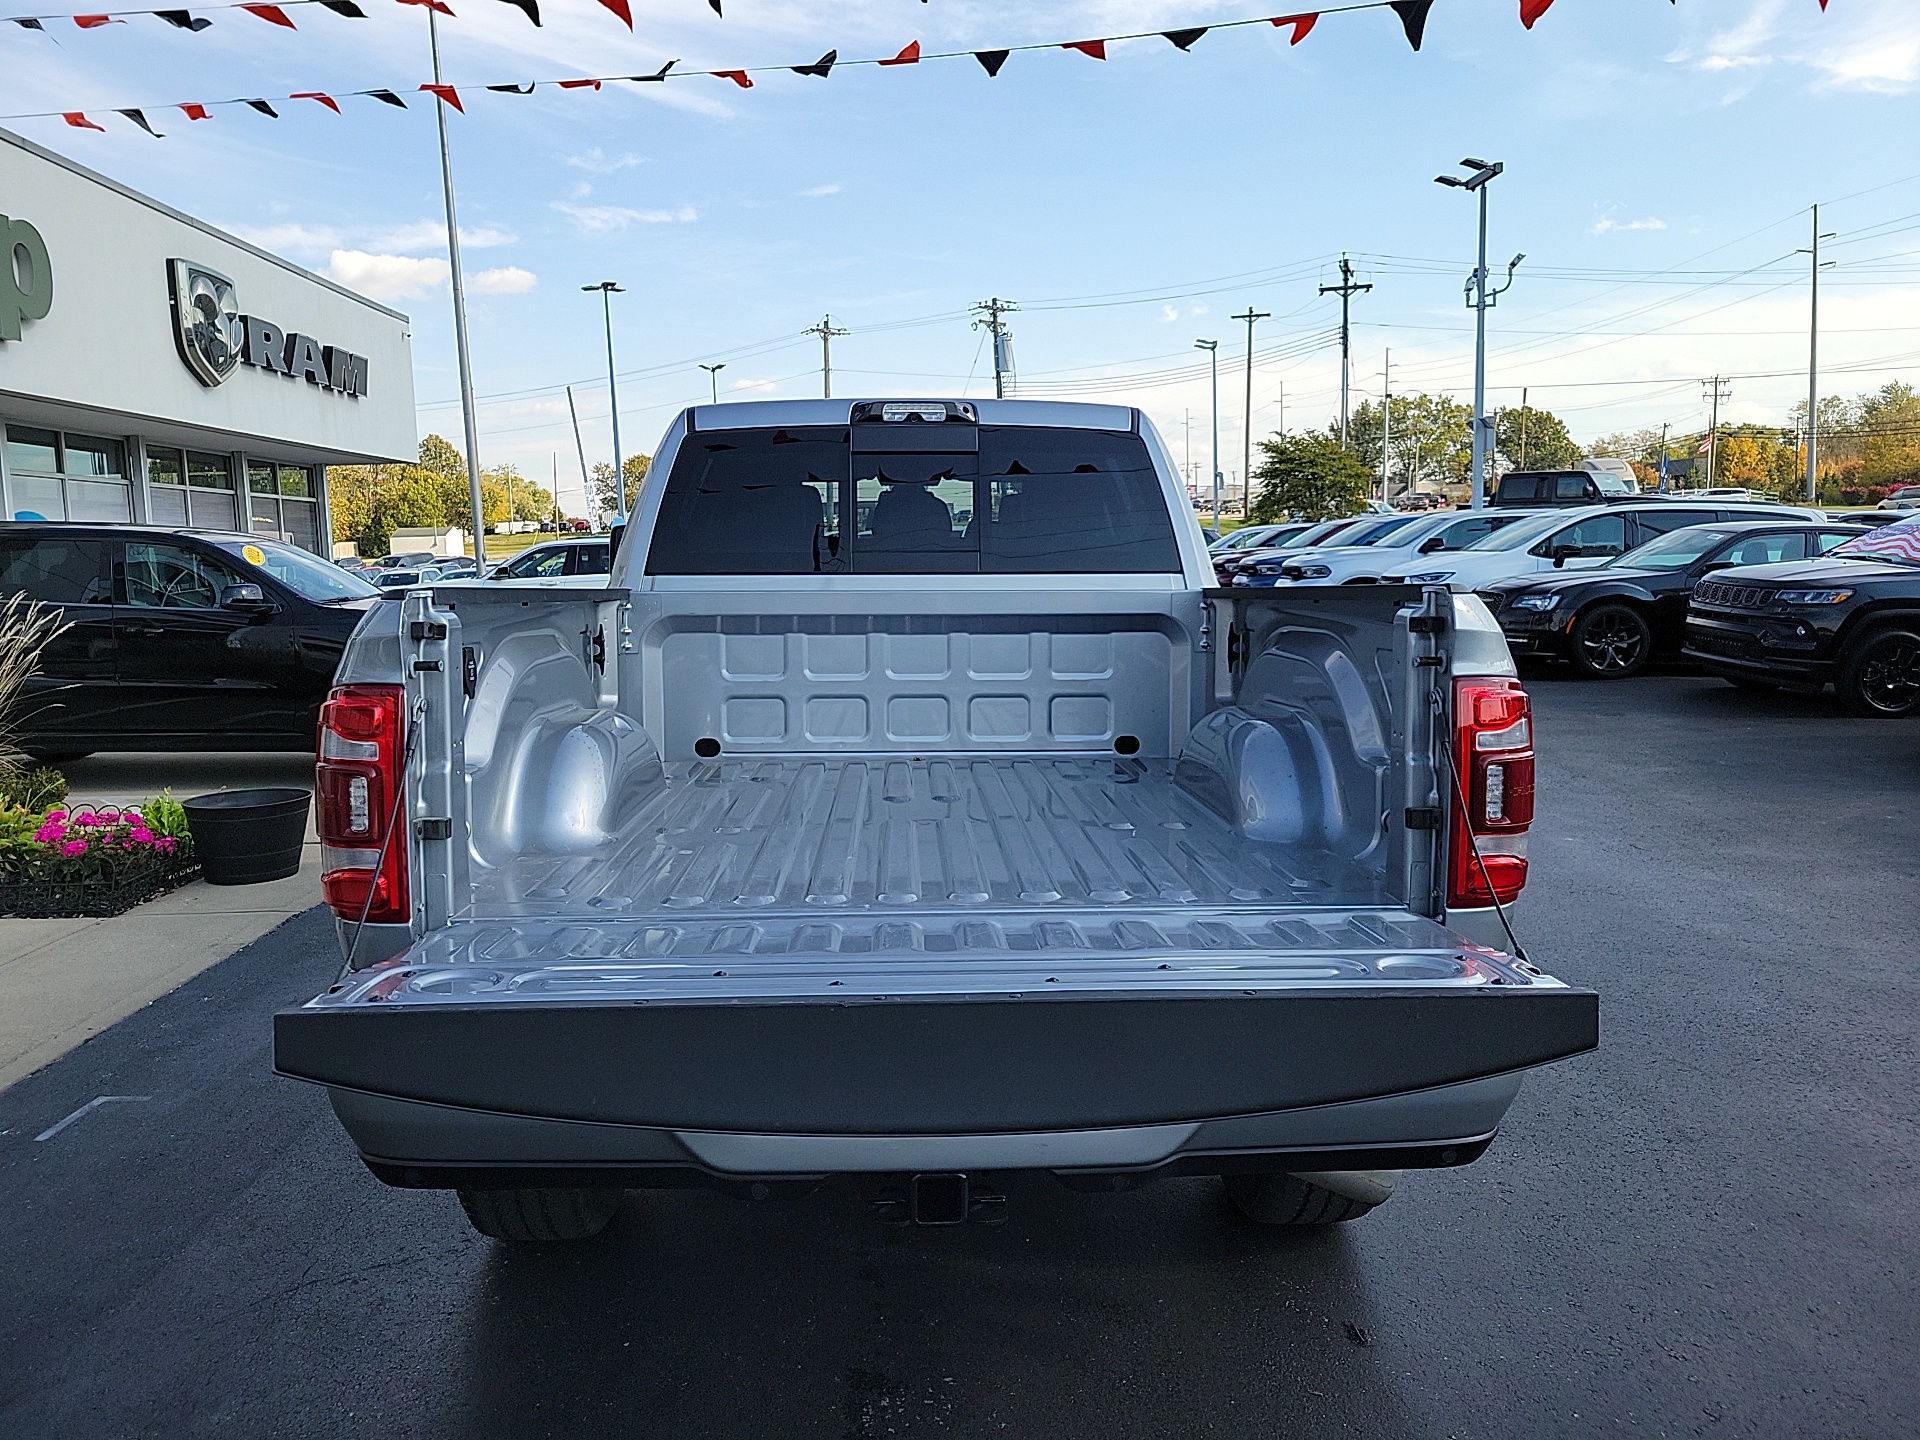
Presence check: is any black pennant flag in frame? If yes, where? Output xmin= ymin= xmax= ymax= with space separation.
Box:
xmin=974 ymin=49 xmax=1009 ymax=76
xmin=156 ymin=11 xmax=213 ymax=29
xmin=630 ymin=59 xmax=675 ymax=81
xmin=1162 ymin=27 xmax=1206 ymax=51
xmin=791 ymin=49 xmax=835 ymax=78
xmin=486 ymin=82 xmax=535 ymax=93
xmin=1390 ymin=0 xmax=1434 ymax=51
xmin=118 ymin=108 xmax=164 ymax=136
xmin=365 ymin=89 xmax=407 ymax=107
xmin=9 ymin=16 xmax=45 ymax=28
xmin=496 ymin=0 xmax=539 ymax=23
xmin=706 ymin=0 xmax=719 ymax=13
xmin=246 ymin=99 xmax=279 ymax=117
xmin=318 ymin=0 xmax=365 ymax=14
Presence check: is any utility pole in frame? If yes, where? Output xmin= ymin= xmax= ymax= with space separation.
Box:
xmin=583 ymin=280 xmax=627 ymax=514
xmin=1183 ymin=408 xmax=1192 ymax=499
xmin=1380 ymin=350 xmax=1392 ymax=503
xmin=1196 ymin=339 xmax=1221 ymax=530
xmin=1437 ymin=159 xmax=1522 ymax=509
xmin=1658 ymin=422 xmax=1669 ymax=492
xmin=1800 ymin=205 xmax=1835 ymax=503
xmin=804 ymin=315 xmax=847 ymax=399
xmin=565 ymin=384 xmax=592 ymax=521
xmin=1277 ymin=381 xmax=1285 ymax=437
xmin=700 ymin=362 xmax=725 ymax=404
xmin=1702 ymin=376 xmax=1731 ymax=490
xmin=1519 ymin=386 xmax=1530 ymax=470
xmin=1232 ymin=307 xmax=1269 ymax=517
xmin=426 ymin=6 xmax=487 ymax=566
xmin=1319 ymin=256 xmax=1371 ymax=447
xmin=972 ymin=298 xmax=1019 ymax=399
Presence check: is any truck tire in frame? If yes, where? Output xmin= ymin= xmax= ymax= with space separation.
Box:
xmin=1835 ymin=628 xmax=1920 ymax=718
xmin=1223 ymin=1170 xmax=1396 ymax=1226
xmin=457 ymin=1187 xmax=623 ymax=1242
xmin=1570 ymin=604 xmax=1652 ymax=678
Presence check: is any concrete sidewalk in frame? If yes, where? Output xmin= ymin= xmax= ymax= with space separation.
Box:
xmin=0 ymin=752 xmax=326 ymax=1093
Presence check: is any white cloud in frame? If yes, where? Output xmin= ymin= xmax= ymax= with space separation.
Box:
xmin=1592 ymin=215 xmax=1668 ymax=235
xmin=802 ymin=183 xmax=842 ymax=197
xmin=1160 ymin=305 xmax=1179 ymax=323
xmin=370 ymin=220 xmax=518 ymax=253
xmin=567 ymin=149 xmax=646 ymax=173
xmin=469 ymin=266 xmax=538 ymax=295
xmin=228 ymin=222 xmax=345 ymax=258
xmin=731 ymin=376 xmax=779 ymax=392
xmin=552 ymin=202 xmax=698 ymax=233
xmin=324 ymin=250 xmax=449 ymax=301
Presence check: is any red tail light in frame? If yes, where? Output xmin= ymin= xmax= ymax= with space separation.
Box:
xmin=315 ymin=683 xmax=409 ymax=925
xmin=1447 ymin=678 xmax=1534 ymax=909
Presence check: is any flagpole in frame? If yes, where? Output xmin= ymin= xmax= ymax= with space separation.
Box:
xmin=428 ymin=6 xmax=488 ymax=569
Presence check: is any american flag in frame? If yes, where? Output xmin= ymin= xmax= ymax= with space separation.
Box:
xmin=1834 ymin=515 xmax=1920 ymax=564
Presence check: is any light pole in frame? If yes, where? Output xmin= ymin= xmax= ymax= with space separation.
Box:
xmin=1196 ymin=339 xmax=1220 ymax=530
xmin=1800 ymin=205 xmax=1835 ymax=503
xmin=583 ymin=281 xmax=627 ymax=514
xmin=1436 ymin=158 xmax=1522 ymax=509
xmin=700 ymin=362 xmax=726 ymax=404
xmin=1231 ymin=307 xmax=1269 ymax=518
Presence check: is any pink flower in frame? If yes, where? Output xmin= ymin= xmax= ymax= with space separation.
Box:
xmin=44 ymin=809 xmax=65 ymax=823
xmin=62 ymin=840 xmax=87 ymax=857
xmin=130 ymin=828 xmax=154 ymax=844
xmin=156 ymin=837 xmax=177 ymax=854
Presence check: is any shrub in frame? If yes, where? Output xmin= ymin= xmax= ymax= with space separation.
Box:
xmin=141 ymin=790 xmax=191 ymax=844
xmin=0 ymin=765 xmax=67 ymax=814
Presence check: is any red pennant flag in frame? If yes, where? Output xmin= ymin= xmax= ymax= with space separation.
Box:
xmin=292 ymin=91 xmax=342 ymax=113
xmin=179 ymin=103 xmax=211 ymax=120
xmin=558 ymin=78 xmax=603 ymax=90
xmin=1063 ymin=40 xmax=1107 ymax=60
xmin=878 ymin=40 xmax=920 ymax=66
xmin=1819 ymin=0 xmax=1829 ymax=8
xmin=63 ymin=112 xmax=106 ymax=130
xmin=420 ymin=83 xmax=464 ymax=111
xmin=1270 ymin=13 xmax=1318 ymax=44
xmin=73 ymin=14 xmax=118 ymax=26
xmin=1519 ymin=0 xmax=1554 ymax=27
xmin=394 ymin=0 xmax=455 ymax=13
xmin=712 ymin=70 xmax=753 ymax=87
xmin=240 ymin=3 xmax=296 ymax=25
xmin=596 ymin=0 xmax=631 ymax=27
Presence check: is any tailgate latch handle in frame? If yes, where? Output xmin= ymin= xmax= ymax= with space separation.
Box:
xmin=409 ymin=620 xmax=448 ymax=642
xmin=414 ymin=817 xmax=452 ymax=841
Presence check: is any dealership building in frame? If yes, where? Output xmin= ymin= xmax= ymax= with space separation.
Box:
xmin=0 ymin=127 xmax=415 ymax=554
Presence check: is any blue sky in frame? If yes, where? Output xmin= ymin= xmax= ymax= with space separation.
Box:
xmin=7 ymin=0 xmax=1920 ymax=509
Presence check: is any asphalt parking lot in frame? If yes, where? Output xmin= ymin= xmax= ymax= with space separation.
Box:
xmin=0 ymin=674 xmax=1913 ymax=1439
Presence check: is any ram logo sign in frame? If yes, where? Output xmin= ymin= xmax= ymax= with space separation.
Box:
xmin=1 ymin=215 xmax=53 ymax=343
xmin=167 ymin=257 xmax=369 ymax=398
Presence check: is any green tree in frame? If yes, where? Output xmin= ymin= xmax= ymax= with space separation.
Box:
xmin=590 ymin=453 xmax=652 ymax=518
xmin=1248 ymin=431 xmax=1374 ymax=523
xmin=1347 ymin=393 xmax=1471 ymax=499
xmin=1494 ymin=404 xmax=1582 ymax=471
xmin=1856 ymin=381 xmax=1920 ymax=486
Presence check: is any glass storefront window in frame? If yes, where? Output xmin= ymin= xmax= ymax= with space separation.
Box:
xmin=5 ymin=426 xmax=59 ymax=475
xmin=64 ymin=435 xmax=124 ymax=478
xmin=148 ymin=448 xmax=186 ymax=486
xmin=248 ymin=461 xmax=278 ymax=495
xmin=188 ymin=452 xmax=234 ymax=489
xmin=11 ymin=474 xmax=63 ymax=521
xmin=276 ymin=465 xmax=312 ymax=498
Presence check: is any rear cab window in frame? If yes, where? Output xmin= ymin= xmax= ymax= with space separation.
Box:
xmin=0 ymin=534 xmax=111 ymax=604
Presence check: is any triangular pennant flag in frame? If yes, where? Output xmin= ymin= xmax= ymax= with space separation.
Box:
xmin=1519 ymin=0 xmax=1554 ymax=26
xmin=1162 ymin=28 xmax=1207 ymax=50
xmin=1063 ymin=40 xmax=1106 ymax=60
xmin=246 ymin=99 xmax=279 ymax=117
xmin=712 ymin=69 xmax=752 ymax=87
xmin=1270 ymin=13 xmax=1318 ymax=44
xmin=365 ymin=89 xmax=407 ymax=106
xmin=1390 ymin=0 xmax=1434 ymax=50
xmin=487 ymin=82 xmax=535 ymax=92
xmin=394 ymin=0 xmax=454 ymax=13
xmin=318 ymin=0 xmax=365 ymax=13
xmin=707 ymin=0 xmax=719 ymax=13
xmin=117 ymin=108 xmax=163 ymax=136
xmin=596 ymin=0 xmax=630 ymax=27
xmin=629 ymin=60 xmax=675 ymax=81
xmin=420 ymin=83 xmax=463 ymax=110
xmin=239 ymin=3 xmax=295 ymax=26
xmin=496 ymin=0 xmax=536 ymax=22
xmin=974 ymin=49 xmax=1009 ymax=76
xmin=63 ymin=111 xmax=106 ymax=130
xmin=1819 ymin=0 xmax=1828 ymax=8
xmin=179 ymin=102 xmax=210 ymax=119
xmin=559 ymin=78 xmax=602 ymax=89
xmin=8 ymin=16 xmax=44 ymax=29
xmin=791 ymin=49 xmax=835 ymax=78
xmin=878 ymin=40 xmax=920 ymax=66
xmin=156 ymin=10 xmax=213 ymax=28
xmin=292 ymin=90 xmax=341 ymax=112
xmin=74 ymin=15 xmax=119 ymax=27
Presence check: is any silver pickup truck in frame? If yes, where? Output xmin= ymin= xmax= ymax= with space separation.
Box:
xmin=276 ymin=398 xmax=1595 ymax=1242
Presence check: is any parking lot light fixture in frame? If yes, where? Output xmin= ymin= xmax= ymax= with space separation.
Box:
xmin=700 ymin=363 xmax=725 ymax=404
xmin=583 ymin=282 xmax=627 ymax=514
xmin=1196 ymin=339 xmax=1221 ymax=531
xmin=1436 ymin=158 xmax=1518 ymax=510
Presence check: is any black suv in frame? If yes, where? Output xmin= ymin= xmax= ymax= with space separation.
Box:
xmin=1492 ymin=469 xmax=1637 ymax=507
xmin=1684 ymin=520 xmax=1920 ymax=716
xmin=1481 ymin=519 xmax=1869 ymax=678
xmin=0 ymin=524 xmax=379 ymax=757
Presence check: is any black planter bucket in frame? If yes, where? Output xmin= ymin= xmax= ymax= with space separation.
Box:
xmin=184 ymin=788 xmax=311 ymax=885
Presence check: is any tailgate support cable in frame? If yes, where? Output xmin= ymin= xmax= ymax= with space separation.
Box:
xmin=343 ymin=694 xmax=426 ymax=971
xmin=1434 ymin=684 xmax=1532 ymax=966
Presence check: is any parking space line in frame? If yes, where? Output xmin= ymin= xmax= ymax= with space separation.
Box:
xmin=34 ymin=1095 xmax=152 ymax=1142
